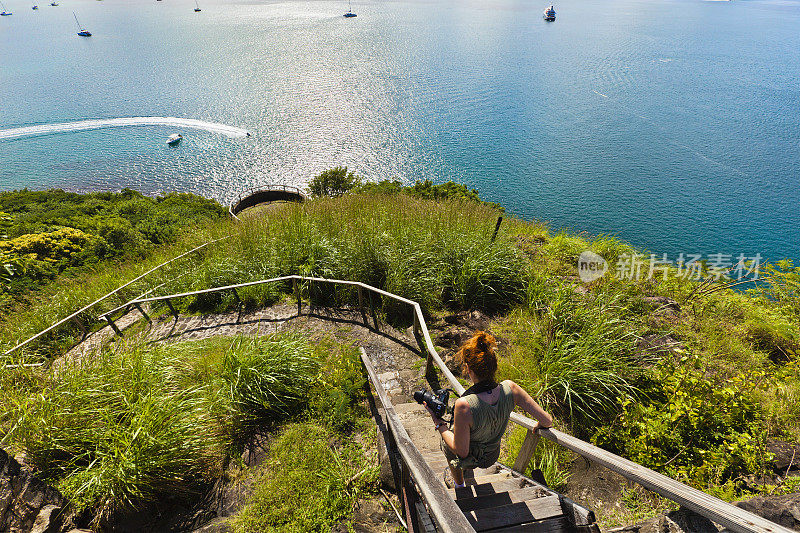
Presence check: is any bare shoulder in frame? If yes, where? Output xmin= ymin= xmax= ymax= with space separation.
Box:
xmin=506 ymin=380 xmax=523 ymax=394
xmin=454 ymin=397 xmax=471 ymax=412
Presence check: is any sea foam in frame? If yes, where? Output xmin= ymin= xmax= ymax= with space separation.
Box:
xmin=0 ymin=117 xmax=251 ymax=140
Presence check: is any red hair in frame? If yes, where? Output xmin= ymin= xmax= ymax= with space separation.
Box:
xmin=457 ymin=331 xmax=497 ymax=382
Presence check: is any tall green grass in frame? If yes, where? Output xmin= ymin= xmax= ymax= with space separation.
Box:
xmin=0 ymin=331 xmax=346 ymax=523
xmin=231 ymin=423 xmax=378 ymax=533
xmin=498 ymin=276 xmax=646 ymax=432
xmin=150 ymin=194 xmax=527 ymax=320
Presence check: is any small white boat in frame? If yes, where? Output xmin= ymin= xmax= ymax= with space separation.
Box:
xmin=166 ymin=133 xmax=183 ymax=145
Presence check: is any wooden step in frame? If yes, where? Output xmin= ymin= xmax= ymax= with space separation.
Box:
xmin=490 ymin=516 xmax=571 ymax=533
xmin=464 ymin=496 xmax=563 ymax=531
xmin=453 ymin=486 xmax=550 ymax=513
xmin=451 ymin=477 xmax=528 ymax=498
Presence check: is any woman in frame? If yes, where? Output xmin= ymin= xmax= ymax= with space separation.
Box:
xmin=425 ymin=331 xmax=553 ymax=488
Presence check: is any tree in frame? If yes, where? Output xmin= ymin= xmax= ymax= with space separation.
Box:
xmin=309 ymin=167 xmax=361 ymax=198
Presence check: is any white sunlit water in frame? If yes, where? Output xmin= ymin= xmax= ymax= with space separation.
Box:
xmin=1 ymin=0 xmax=799 ymax=262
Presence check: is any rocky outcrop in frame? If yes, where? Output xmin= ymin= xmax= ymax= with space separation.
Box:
xmin=1 ymin=448 xmax=70 ymax=533
xmin=615 ymin=508 xmax=722 ymax=533
xmin=643 ymin=296 xmax=681 ymax=316
xmin=636 ymin=333 xmax=682 ymax=358
xmin=768 ymin=441 xmax=800 ymax=476
xmin=735 ymin=493 xmax=800 ymax=531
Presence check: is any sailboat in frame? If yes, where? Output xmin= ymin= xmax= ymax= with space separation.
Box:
xmin=343 ymin=0 xmax=356 ymax=17
xmin=193 ymin=0 xmax=201 ymax=12
xmin=32 ymin=4 xmax=39 ymax=10
xmin=74 ymin=12 xmax=91 ymax=36
xmin=50 ymin=1 xmax=58 ymax=6
xmin=0 ymin=1 xmax=12 ymax=15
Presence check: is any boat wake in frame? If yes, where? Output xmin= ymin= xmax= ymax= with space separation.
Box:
xmin=0 ymin=117 xmax=251 ymax=141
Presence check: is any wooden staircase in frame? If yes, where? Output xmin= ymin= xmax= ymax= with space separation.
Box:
xmin=394 ymin=401 xmax=573 ymax=532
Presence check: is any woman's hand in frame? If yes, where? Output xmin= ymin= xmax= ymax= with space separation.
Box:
xmin=423 ymin=402 xmax=446 ymax=427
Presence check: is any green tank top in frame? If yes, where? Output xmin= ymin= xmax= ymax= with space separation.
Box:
xmin=462 ymin=380 xmax=515 ymax=467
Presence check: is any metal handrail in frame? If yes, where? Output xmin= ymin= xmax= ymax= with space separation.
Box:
xmin=2 ymin=237 xmax=228 ymax=358
xmin=114 ymin=274 xmax=791 ymax=533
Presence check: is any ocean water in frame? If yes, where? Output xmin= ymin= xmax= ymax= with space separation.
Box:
xmin=1 ymin=0 xmax=798 ymax=263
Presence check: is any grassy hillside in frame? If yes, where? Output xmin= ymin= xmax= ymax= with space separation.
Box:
xmin=1 ymin=184 xmax=798 ymax=528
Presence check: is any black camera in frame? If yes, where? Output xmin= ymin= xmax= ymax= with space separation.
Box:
xmin=413 ymin=388 xmax=451 ymax=419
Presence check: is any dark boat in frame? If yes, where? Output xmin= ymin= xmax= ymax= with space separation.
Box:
xmin=74 ymin=12 xmax=91 ymax=36
xmin=543 ymin=4 xmax=555 ymax=21
xmin=343 ymin=0 xmax=356 ymax=17
xmin=194 ymin=0 xmax=201 ymax=11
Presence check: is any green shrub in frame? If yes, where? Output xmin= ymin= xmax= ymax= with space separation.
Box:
xmin=308 ymin=340 xmax=366 ymax=431
xmin=0 ymin=189 xmax=226 ymax=300
xmin=309 ymin=167 xmax=361 ymax=197
xmin=1 ymin=341 xmax=220 ymax=519
xmin=498 ymin=286 xmax=644 ymax=431
xmin=593 ymin=351 xmax=772 ymax=491
xmin=217 ymin=334 xmax=320 ymax=445
xmin=232 ymin=423 xmax=377 ymax=533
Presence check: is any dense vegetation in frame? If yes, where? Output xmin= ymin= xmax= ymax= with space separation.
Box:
xmin=0 ymin=188 xmax=226 ymax=301
xmin=0 ymin=332 xmax=374 ymax=530
xmin=1 ymin=181 xmax=798 ymax=528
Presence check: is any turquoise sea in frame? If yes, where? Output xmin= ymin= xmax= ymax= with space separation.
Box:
xmin=1 ymin=0 xmax=799 ymax=263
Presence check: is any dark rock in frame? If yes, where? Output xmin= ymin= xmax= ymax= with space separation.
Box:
xmin=563 ymin=457 xmax=639 ymax=516
xmin=191 ymin=517 xmax=231 ymax=533
xmin=1 ymin=448 xmax=70 ymax=533
xmin=442 ymin=310 xmax=491 ymax=331
xmin=30 ymin=505 xmax=61 ymax=533
xmin=768 ymin=441 xmax=800 ymax=474
xmin=636 ymin=334 xmax=682 ymax=357
xmin=734 ymin=492 xmax=800 ymax=530
xmin=624 ymin=508 xmax=721 ymax=533
xmin=240 ymin=432 xmax=270 ymax=467
xmin=643 ymin=296 xmax=681 ymax=316
xmin=663 ymin=508 xmax=721 ymax=532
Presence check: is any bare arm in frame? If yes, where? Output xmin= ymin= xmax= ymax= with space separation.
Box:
xmin=426 ymin=398 xmax=472 ymax=458
xmin=508 ymin=381 xmax=553 ymax=429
